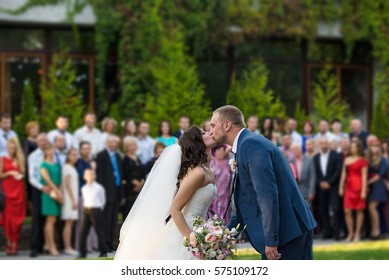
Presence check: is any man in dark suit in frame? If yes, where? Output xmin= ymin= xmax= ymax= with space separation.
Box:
xmin=210 ymin=105 xmax=317 ymax=260
xmin=313 ymin=136 xmax=343 ymax=239
xmin=172 ymin=116 xmax=190 ymax=139
xmin=349 ymin=118 xmax=369 ymax=150
xmin=96 ymin=135 xmax=123 ymax=251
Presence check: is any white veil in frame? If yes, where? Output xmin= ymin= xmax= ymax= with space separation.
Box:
xmin=114 ymin=144 xmax=182 ymax=259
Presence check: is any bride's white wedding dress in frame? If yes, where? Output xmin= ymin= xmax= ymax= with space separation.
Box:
xmin=114 ymin=144 xmax=216 ymax=260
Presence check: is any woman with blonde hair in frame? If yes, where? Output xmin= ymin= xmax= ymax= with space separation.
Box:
xmin=121 ymin=136 xmax=146 ymax=219
xmin=366 ymin=142 xmax=388 ymax=239
xmin=0 ymin=137 xmax=26 ymax=255
xmin=61 ymin=148 xmax=79 ymax=255
xmin=40 ymin=142 xmax=62 ymax=256
xmin=100 ymin=117 xmax=118 ymax=148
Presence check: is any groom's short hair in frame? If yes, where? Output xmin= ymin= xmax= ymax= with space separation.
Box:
xmin=213 ymin=105 xmax=246 ymax=128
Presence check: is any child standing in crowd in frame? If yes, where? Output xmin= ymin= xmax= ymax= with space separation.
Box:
xmin=79 ymin=169 xmax=107 ymax=258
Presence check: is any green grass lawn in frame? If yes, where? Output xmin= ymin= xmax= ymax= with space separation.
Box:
xmin=89 ymin=240 xmax=389 ymax=260
xmin=237 ymin=240 xmax=389 ymax=260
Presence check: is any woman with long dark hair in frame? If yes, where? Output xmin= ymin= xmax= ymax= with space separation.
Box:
xmin=115 ymin=126 xmax=216 ymax=259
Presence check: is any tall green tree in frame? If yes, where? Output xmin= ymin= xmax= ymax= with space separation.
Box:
xmin=41 ymin=55 xmax=85 ymax=132
xmin=312 ymin=67 xmax=352 ymax=125
xmin=143 ymin=32 xmax=210 ymax=136
xmin=227 ymin=60 xmax=286 ymax=121
xmin=371 ymin=70 xmax=389 ymax=139
xmin=13 ymin=80 xmax=40 ymax=140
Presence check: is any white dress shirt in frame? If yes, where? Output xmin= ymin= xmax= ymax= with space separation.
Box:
xmin=28 ymin=148 xmax=45 ymax=190
xmin=73 ymin=126 xmax=103 ymax=157
xmin=55 ymin=149 xmax=67 ymax=168
xmin=0 ymin=129 xmax=18 ymax=157
xmin=137 ymin=135 xmax=156 ymax=165
xmin=82 ymin=181 xmax=106 ymax=210
xmin=47 ymin=129 xmax=74 ymax=149
xmin=291 ymin=130 xmax=303 ymax=145
xmin=319 ymin=151 xmax=329 ymax=177
xmin=232 ymin=128 xmax=245 ymax=154
xmin=315 ymin=131 xmax=336 ymax=142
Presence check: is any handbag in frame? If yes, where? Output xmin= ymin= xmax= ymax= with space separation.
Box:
xmin=0 ymin=185 xmax=5 ymax=211
xmin=50 ymin=189 xmax=64 ymax=205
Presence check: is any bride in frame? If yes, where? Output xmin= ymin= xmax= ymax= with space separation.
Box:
xmin=114 ymin=126 xmax=216 ymax=259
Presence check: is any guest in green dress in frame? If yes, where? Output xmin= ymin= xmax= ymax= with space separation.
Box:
xmin=156 ymin=120 xmax=177 ymax=147
xmin=40 ymin=142 xmax=62 ymax=256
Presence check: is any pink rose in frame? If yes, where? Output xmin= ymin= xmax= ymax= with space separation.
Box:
xmin=213 ymin=226 xmax=223 ymax=235
xmin=205 ymin=233 xmax=216 ymax=243
xmin=190 ymin=232 xmax=197 ymax=247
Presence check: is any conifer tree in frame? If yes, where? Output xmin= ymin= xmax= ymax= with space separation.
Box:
xmin=41 ymin=55 xmax=85 ymax=132
xmin=143 ymin=32 xmax=210 ymax=136
xmin=14 ymin=79 xmax=40 ymax=140
xmin=312 ymin=68 xmax=351 ymax=126
xmin=371 ymin=71 xmax=389 ymax=139
xmin=227 ymin=60 xmax=286 ymax=122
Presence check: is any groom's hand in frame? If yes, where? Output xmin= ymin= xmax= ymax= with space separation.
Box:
xmin=265 ymin=246 xmax=281 ymax=260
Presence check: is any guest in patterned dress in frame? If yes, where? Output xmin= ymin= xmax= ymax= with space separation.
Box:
xmin=207 ymin=144 xmax=231 ymax=223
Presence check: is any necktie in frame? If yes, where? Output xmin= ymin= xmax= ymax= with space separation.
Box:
xmin=224 ymin=153 xmax=238 ymax=220
xmin=3 ymin=133 xmax=8 ymax=140
xmin=110 ymin=153 xmax=121 ymax=187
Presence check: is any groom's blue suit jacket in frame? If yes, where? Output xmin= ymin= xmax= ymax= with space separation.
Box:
xmin=228 ymin=129 xmax=317 ymax=254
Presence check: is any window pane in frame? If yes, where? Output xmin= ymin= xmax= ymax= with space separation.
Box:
xmin=4 ymin=56 xmax=43 ymax=116
xmin=0 ymin=28 xmax=44 ymax=50
xmin=52 ymin=30 xmax=95 ymax=52
xmin=235 ymin=40 xmax=301 ymax=60
xmin=341 ymin=68 xmax=369 ymax=129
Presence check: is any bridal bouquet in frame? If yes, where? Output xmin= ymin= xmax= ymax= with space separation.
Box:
xmin=183 ymin=215 xmax=243 ymax=260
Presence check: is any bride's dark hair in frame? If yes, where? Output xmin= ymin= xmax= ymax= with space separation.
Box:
xmin=177 ymin=126 xmax=207 ymax=188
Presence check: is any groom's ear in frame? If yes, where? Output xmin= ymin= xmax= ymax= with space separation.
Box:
xmin=224 ymin=121 xmax=233 ymax=132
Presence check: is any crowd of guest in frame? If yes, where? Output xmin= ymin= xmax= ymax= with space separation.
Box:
xmin=0 ymin=111 xmax=388 ymax=258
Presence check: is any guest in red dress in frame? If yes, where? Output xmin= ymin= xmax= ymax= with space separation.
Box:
xmin=339 ymin=139 xmax=367 ymax=242
xmin=0 ymin=137 xmax=26 ymax=255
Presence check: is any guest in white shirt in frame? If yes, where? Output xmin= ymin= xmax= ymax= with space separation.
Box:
xmin=47 ymin=116 xmax=74 ymax=150
xmin=28 ymin=133 xmax=51 ymax=257
xmin=331 ymin=119 xmax=349 ymax=152
xmin=79 ymin=168 xmax=108 ymax=258
xmin=73 ymin=113 xmax=103 ymax=157
xmin=286 ymin=118 xmax=302 ymax=145
xmin=54 ymin=134 xmax=67 ymax=168
xmin=0 ymin=114 xmax=18 ymax=157
xmin=247 ymin=115 xmax=260 ymax=135
xmin=315 ymin=119 xmax=336 ymax=143
xmin=137 ymin=122 xmax=156 ymax=166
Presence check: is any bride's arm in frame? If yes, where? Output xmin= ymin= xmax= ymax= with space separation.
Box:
xmin=170 ymin=167 xmax=205 ymax=239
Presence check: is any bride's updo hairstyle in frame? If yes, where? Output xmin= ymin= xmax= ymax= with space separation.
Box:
xmin=177 ymin=126 xmax=207 ymax=188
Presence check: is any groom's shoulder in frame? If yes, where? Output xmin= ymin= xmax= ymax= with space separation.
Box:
xmin=240 ymin=131 xmax=275 ymax=151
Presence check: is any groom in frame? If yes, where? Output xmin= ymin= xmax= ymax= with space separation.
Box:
xmin=210 ymin=105 xmax=317 ymax=260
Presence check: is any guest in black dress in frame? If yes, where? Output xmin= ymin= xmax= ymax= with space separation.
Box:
xmin=23 ymin=121 xmax=39 ymax=208
xmin=144 ymin=142 xmax=166 ymax=175
xmin=121 ymin=136 xmax=146 ymax=220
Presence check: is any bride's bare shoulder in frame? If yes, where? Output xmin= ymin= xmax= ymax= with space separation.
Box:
xmin=185 ymin=166 xmax=205 ymax=182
